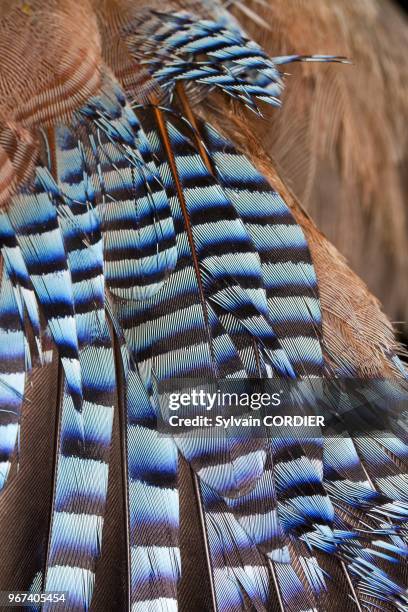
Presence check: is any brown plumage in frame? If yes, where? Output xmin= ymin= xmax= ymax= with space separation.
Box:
xmin=0 ymin=3 xmax=407 ymax=611
xmin=0 ymin=0 xmax=103 ymax=207
xmin=235 ymin=0 xmax=408 ymax=328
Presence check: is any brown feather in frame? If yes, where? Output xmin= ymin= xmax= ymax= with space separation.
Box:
xmin=0 ymin=358 xmax=60 ymax=592
xmin=233 ymin=0 xmax=408 ymax=325
xmin=0 ymin=120 xmax=37 ymax=209
xmin=0 ymin=0 xmax=104 ymax=209
xmin=0 ymin=0 xmax=102 ymax=125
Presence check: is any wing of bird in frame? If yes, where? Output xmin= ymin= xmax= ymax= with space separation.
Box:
xmin=0 ymin=2 xmax=407 ymax=611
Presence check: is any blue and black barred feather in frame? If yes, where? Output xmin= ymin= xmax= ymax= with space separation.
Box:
xmin=38 ymin=128 xmax=116 ymax=606
xmin=0 ymin=266 xmax=26 ymax=491
xmin=0 ymin=5 xmax=407 ymax=612
xmin=79 ymin=79 xmax=178 ymax=302
xmin=126 ymin=10 xmax=348 ymax=112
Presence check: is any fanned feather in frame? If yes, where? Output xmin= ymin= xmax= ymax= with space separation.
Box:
xmin=0 ymin=4 xmax=407 ymax=612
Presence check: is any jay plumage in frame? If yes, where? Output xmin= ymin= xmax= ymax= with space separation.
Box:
xmin=0 ymin=1 xmax=407 ymax=611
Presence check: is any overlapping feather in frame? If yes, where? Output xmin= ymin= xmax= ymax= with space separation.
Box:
xmin=0 ymin=3 xmax=407 ymax=612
